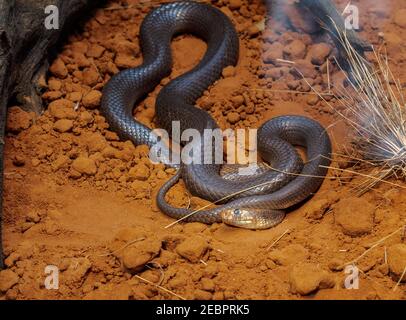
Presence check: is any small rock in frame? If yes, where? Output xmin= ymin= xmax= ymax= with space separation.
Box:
xmin=12 ymin=155 xmax=25 ymax=167
xmin=129 ymin=163 xmax=150 ymax=181
xmin=176 ymin=236 xmax=209 ymax=263
xmin=42 ymin=220 xmax=60 ymax=235
xmin=231 ymin=95 xmax=244 ymax=107
xmin=121 ymin=238 xmax=162 ymax=272
xmin=183 ymin=222 xmax=207 ymax=234
xmin=262 ymin=42 xmax=284 ymax=64
xmin=306 ymin=95 xmax=319 ymax=106
xmin=64 ymin=258 xmax=92 ymax=284
xmin=131 ymin=180 xmax=151 ymax=199
xmin=201 ymin=278 xmax=215 ymax=292
xmin=72 ymin=156 xmax=97 ymax=175
xmin=228 ymin=0 xmax=242 ymax=10
xmin=26 ymin=211 xmax=40 ymax=223
xmin=72 ymin=52 xmax=90 ymax=68
xmin=52 ymin=155 xmax=70 ymax=171
xmin=308 ymin=43 xmax=332 ymax=65
xmin=265 ymin=67 xmax=284 ymax=80
xmin=6 ymin=107 xmax=32 ymax=133
xmin=247 ymin=25 xmax=260 ymax=38
xmin=287 ymin=80 xmax=300 ymax=90
xmin=49 ymin=58 xmax=68 ymax=78
xmin=289 ymin=262 xmax=335 ymax=295
xmin=328 ymin=258 xmax=345 ymax=272
xmin=387 ymin=244 xmax=406 ymax=281
xmin=222 ymin=66 xmax=236 ymax=78
xmin=66 ymin=91 xmax=83 ymax=102
xmin=82 ymin=90 xmax=102 ymax=109
xmin=304 ymin=198 xmax=331 ymax=220
xmin=334 ymin=197 xmax=375 ymax=236
xmin=105 ymin=131 xmax=119 ymax=141
xmin=79 ymin=111 xmax=94 ymax=126
xmin=115 ymin=54 xmax=139 ymax=68
xmin=291 ymin=59 xmax=318 ymax=79
xmin=31 ymin=158 xmax=41 ymax=167
xmin=48 ymin=99 xmax=77 ymax=120
xmin=54 ymin=119 xmax=74 ymax=133
xmin=82 ymin=67 xmax=100 ymax=87
xmin=0 ymin=270 xmax=19 ymax=292
xmin=268 ymin=244 xmax=309 ymax=266
xmin=87 ymin=44 xmax=105 ymax=58
xmin=48 ymin=79 xmax=62 ymax=91
xmin=4 ymin=253 xmax=20 ymax=268
xmin=284 ymin=39 xmax=306 ymax=60
xmin=42 ymin=91 xmax=63 ymax=101
xmin=83 ymin=132 xmax=107 ymax=152
xmin=227 ymin=112 xmax=240 ymax=124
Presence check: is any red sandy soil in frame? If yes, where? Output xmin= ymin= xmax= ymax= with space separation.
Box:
xmin=1 ymin=0 xmax=406 ymax=300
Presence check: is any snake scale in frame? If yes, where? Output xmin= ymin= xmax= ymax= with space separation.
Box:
xmin=101 ymin=1 xmax=332 ymax=229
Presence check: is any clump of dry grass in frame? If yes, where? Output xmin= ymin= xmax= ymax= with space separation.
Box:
xmin=311 ymin=23 xmax=406 ymax=194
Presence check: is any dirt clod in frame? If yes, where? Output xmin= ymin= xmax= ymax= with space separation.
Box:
xmin=387 ymin=244 xmax=406 ymax=281
xmin=289 ymin=262 xmax=335 ymax=295
xmin=0 ymin=270 xmax=19 ymax=293
xmin=176 ymin=237 xmax=209 ymax=263
xmin=334 ymin=197 xmax=375 ymax=236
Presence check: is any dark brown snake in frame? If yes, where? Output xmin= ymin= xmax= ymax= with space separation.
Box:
xmin=101 ymin=1 xmax=332 ymax=229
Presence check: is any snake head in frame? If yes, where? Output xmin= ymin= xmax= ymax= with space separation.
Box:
xmin=220 ymin=208 xmax=285 ymax=230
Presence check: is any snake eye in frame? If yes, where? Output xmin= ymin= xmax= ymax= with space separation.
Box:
xmin=234 ymin=209 xmax=241 ymax=215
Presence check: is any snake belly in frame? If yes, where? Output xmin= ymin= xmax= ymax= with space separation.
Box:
xmin=101 ymin=1 xmax=332 ymax=229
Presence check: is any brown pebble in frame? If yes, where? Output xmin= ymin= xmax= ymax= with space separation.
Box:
xmin=227 ymin=112 xmax=240 ymax=124
xmin=247 ymin=25 xmax=260 ymax=38
xmin=176 ymin=236 xmax=209 ymax=263
xmin=0 ymin=270 xmax=19 ymax=293
xmin=54 ymin=119 xmax=74 ymax=133
xmin=72 ymin=156 xmax=97 ymax=175
xmin=387 ymin=244 xmax=406 ymax=281
xmin=284 ymin=39 xmax=307 ymax=60
xmin=82 ymin=67 xmax=100 ymax=87
xmin=228 ymin=0 xmax=242 ymax=10
xmin=6 ymin=106 xmax=33 ymax=133
xmin=308 ymin=43 xmax=332 ymax=65
xmin=49 ymin=58 xmax=68 ymax=79
xmin=48 ymin=79 xmax=62 ymax=91
xmin=289 ymin=262 xmax=335 ymax=295
xmin=48 ymin=99 xmax=77 ymax=120
xmin=12 ymin=155 xmax=25 ymax=167
xmin=222 ymin=66 xmax=236 ymax=78
xmin=82 ymin=90 xmax=102 ymax=109
xmin=334 ymin=197 xmax=375 ymax=236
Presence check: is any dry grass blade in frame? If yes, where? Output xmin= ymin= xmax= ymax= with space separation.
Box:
xmin=341 ymin=225 xmax=405 ymax=267
xmin=266 ymin=228 xmax=290 ymax=251
xmin=134 ymin=275 xmax=186 ymax=300
xmin=393 ymin=266 xmax=406 ymax=291
xmin=302 ymin=19 xmax=406 ymax=194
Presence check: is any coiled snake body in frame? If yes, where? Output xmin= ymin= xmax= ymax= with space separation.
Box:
xmin=101 ymin=1 xmax=332 ymax=229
